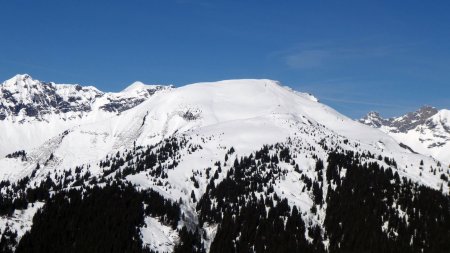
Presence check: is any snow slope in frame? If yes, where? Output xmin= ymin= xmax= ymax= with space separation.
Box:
xmin=0 ymin=76 xmax=448 ymax=252
xmin=0 ymin=77 xmax=446 ymax=192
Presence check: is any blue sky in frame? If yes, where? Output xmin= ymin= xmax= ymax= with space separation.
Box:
xmin=1 ymin=0 xmax=450 ymax=118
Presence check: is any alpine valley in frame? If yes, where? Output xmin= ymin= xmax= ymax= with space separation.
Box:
xmin=0 ymin=74 xmax=449 ymax=253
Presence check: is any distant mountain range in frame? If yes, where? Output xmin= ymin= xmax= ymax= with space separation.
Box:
xmin=360 ymin=106 xmax=450 ymax=164
xmin=0 ymin=74 xmax=170 ymax=121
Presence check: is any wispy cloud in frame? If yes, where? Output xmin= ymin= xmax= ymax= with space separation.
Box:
xmin=273 ymin=39 xmax=415 ymax=70
xmin=319 ymin=96 xmax=412 ymax=109
xmin=284 ymin=50 xmax=330 ymax=69
xmin=295 ymin=77 xmax=419 ymax=117
xmin=283 ymin=45 xmax=392 ymax=69
xmin=269 ymin=38 xmax=437 ymax=117
xmin=174 ymin=0 xmax=217 ymax=8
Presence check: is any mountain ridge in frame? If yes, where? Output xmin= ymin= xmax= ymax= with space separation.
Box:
xmin=0 ymin=74 xmax=448 ymax=253
xmin=360 ymin=106 xmax=450 ymax=164
xmin=0 ymin=74 xmax=171 ymax=122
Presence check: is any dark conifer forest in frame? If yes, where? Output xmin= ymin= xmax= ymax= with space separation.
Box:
xmin=0 ymin=141 xmax=449 ymax=253
xmin=197 ymin=147 xmax=449 ymax=253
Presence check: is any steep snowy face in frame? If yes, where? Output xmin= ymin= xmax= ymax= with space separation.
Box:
xmin=360 ymin=106 xmax=450 ymax=164
xmin=0 ymin=74 xmax=171 ymax=122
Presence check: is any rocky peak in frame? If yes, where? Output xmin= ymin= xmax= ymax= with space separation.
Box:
xmin=360 ymin=106 xmax=440 ymax=133
xmin=0 ymin=74 xmax=170 ymax=122
xmin=359 ymin=111 xmax=387 ymax=128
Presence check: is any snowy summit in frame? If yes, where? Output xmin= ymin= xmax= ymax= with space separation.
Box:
xmin=0 ymin=75 xmax=448 ymax=253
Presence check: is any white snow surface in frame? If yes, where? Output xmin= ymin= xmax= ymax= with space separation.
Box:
xmin=0 ymin=77 xmax=446 ymax=194
xmin=0 ymin=76 xmax=448 ymax=252
xmin=140 ymin=217 xmax=179 ymax=253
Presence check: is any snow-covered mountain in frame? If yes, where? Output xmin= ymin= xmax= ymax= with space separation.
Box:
xmin=0 ymin=75 xmax=448 ymax=253
xmin=0 ymin=74 xmax=170 ymax=121
xmin=360 ymin=106 xmax=450 ymax=165
xmin=0 ymin=74 xmax=171 ymax=158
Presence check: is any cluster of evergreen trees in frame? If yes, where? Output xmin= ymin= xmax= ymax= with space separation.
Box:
xmin=0 ymin=177 xmax=50 ymax=216
xmin=99 ymin=137 xmax=193 ymax=180
xmin=5 ymin=181 xmax=206 ymax=253
xmin=197 ymin=145 xmax=324 ymax=252
xmin=5 ymin=150 xmax=27 ymax=160
xmin=16 ymin=183 xmax=149 ymax=253
xmin=325 ymin=151 xmax=450 ymax=253
xmin=1 ymin=180 xmax=204 ymax=252
xmin=0 ymin=137 xmax=209 ymax=252
xmin=197 ymin=144 xmax=449 ymax=253
xmin=1 ymin=135 xmax=449 ymax=252
xmin=0 ymin=227 xmax=17 ymax=253
xmin=174 ymin=227 xmax=205 ymax=253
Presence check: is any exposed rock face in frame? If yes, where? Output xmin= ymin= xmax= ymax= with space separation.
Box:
xmin=360 ymin=106 xmax=450 ymax=164
xmin=360 ymin=106 xmax=439 ymax=133
xmin=0 ymin=74 xmax=171 ymax=122
xmin=0 ymin=74 xmax=100 ymax=120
